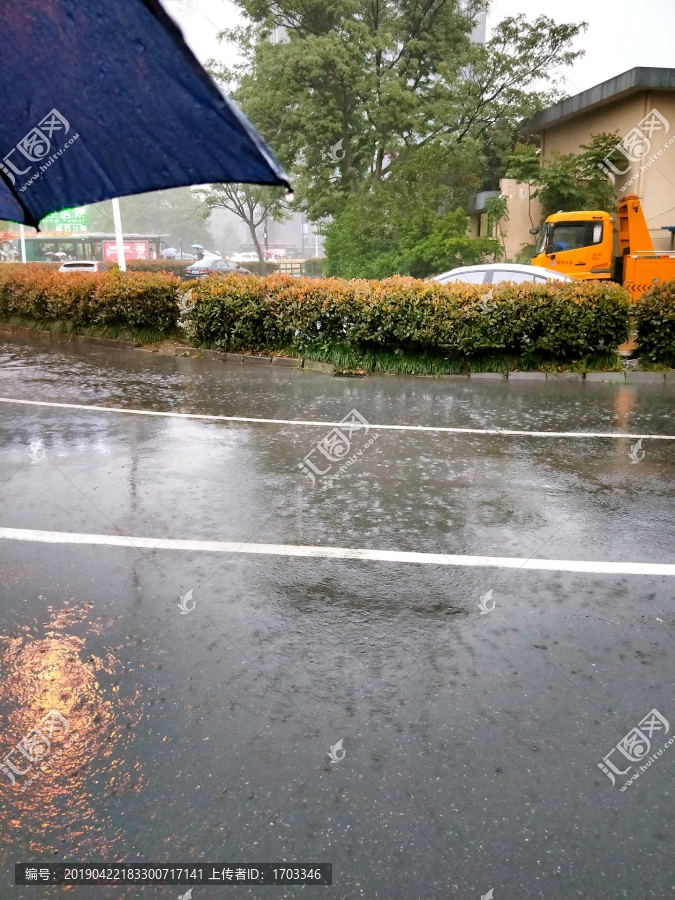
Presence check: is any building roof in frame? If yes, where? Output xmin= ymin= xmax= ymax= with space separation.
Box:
xmin=521 ymin=67 xmax=675 ymax=135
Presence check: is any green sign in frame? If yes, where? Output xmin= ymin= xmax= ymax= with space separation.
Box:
xmin=41 ymin=207 xmax=88 ymax=232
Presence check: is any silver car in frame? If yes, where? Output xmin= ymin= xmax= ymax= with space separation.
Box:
xmin=58 ymin=260 xmax=108 ymax=273
xmin=432 ymin=262 xmax=574 ymax=285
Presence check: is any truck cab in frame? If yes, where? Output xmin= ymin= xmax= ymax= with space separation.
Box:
xmin=531 ymin=210 xmax=613 ymax=281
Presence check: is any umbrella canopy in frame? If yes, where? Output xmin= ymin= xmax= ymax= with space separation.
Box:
xmin=0 ymin=0 xmax=290 ymax=228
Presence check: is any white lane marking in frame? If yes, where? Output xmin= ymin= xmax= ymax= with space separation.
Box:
xmin=1 ymin=397 xmax=674 ymax=441
xmin=1 ymin=527 xmax=673 ymax=576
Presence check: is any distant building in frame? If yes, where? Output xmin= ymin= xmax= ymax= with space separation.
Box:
xmin=460 ymin=1 xmax=486 ymax=45
xmin=269 ymin=25 xmax=288 ymax=45
xmin=265 ymin=214 xmax=324 ymax=259
xmin=496 ymin=66 xmax=675 ymax=260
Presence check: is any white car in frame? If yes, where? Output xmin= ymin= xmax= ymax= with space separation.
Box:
xmin=432 ymin=262 xmax=574 ymax=285
xmin=229 ymin=251 xmax=260 ymax=263
xmin=58 ymin=260 xmax=109 ymax=273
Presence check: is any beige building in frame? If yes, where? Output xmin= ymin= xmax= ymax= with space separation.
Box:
xmin=497 ymin=67 xmax=675 ymax=260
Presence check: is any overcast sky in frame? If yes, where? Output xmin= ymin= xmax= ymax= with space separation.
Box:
xmin=162 ymin=0 xmax=675 ymax=97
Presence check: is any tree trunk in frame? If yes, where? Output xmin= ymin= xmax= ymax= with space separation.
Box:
xmin=248 ymin=221 xmax=267 ymax=275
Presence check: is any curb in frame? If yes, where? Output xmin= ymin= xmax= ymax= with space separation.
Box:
xmin=272 ymin=356 xmax=303 ymax=368
xmin=508 ymin=371 xmax=546 ymax=380
xmin=546 ymin=371 xmax=583 ymax=381
xmin=0 ymin=325 xmax=670 ymax=382
xmin=303 ymin=360 xmax=335 ymax=374
xmin=0 ymin=323 xmax=138 ymax=350
xmin=585 ymin=372 xmax=626 ymax=382
xmin=101 ymin=338 xmax=137 ymax=350
xmin=469 ymin=372 xmax=505 ymax=380
xmin=625 ymin=371 xmax=666 ymax=383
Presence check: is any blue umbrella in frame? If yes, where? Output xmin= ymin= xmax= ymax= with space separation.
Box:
xmin=0 ymin=0 xmax=289 ymax=228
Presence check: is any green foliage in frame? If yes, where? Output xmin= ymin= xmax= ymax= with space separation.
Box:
xmin=516 ymin=244 xmax=537 ymax=264
xmin=120 ymin=258 xmax=323 ymax=278
xmin=505 ymin=143 xmax=541 ymax=186
xmin=124 ymin=259 xmax=191 ymax=275
xmin=324 ymin=202 xmax=499 ymax=280
xmin=635 ymin=280 xmax=675 ymax=364
xmin=404 ymin=210 xmax=501 ymax=277
xmin=0 ymin=267 xmax=632 ymax=366
xmin=225 ymin=7 xmax=584 ymax=218
xmin=484 ymin=194 xmax=509 ymax=255
xmin=184 ymin=273 xmax=630 ymax=360
xmin=506 ymin=134 xmax=619 ymax=219
xmin=300 ymin=343 xmax=622 ymax=375
xmin=322 ymin=143 xmax=497 ymax=279
xmin=2 ymin=315 xmax=171 ymax=346
xmin=0 ymin=267 xmax=179 ymax=330
xmin=216 ymin=5 xmax=586 ymax=275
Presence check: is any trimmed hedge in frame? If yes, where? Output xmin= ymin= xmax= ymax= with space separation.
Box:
xmin=635 ymin=280 xmax=675 ymax=364
xmin=0 ymin=266 xmax=179 ymax=330
xmin=0 ymin=266 xmax=632 ymax=359
xmin=83 ymin=257 xmax=322 ymax=277
xmin=184 ymin=274 xmax=631 ymax=359
xmin=124 ymin=259 xmax=190 ymax=274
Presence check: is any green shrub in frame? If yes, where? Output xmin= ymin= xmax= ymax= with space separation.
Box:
xmin=0 ymin=266 xmax=631 ymax=361
xmin=184 ymin=275 xmax=630 ymax=359
xmin=635 ymin=280 xmax=675 ymax=364
xmin=121 ymin=258 xmax=322 ymax=277
xmin=0 ymin=266 xmax=180 ymax=330
xmin=124 ymin=259 xmax=190 ymax=275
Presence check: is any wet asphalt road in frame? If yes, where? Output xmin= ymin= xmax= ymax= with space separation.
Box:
xmin=0 ymin=334 xmax=673 ymax=900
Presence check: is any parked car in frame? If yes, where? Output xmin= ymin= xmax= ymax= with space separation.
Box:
xmin=229 ymin=252 xmax=260 ymax=263
xmin=432 ymin=262 xmax=574 ymax=285
xmin=184 ymin=258 xmax=251 ymax=279
xmin=58 ymin=260 xmax=108 ymax=273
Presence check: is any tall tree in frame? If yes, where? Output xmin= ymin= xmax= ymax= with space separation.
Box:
xmin=214 ymin=2 xmax=586 ymax=275
xmin=196 ymin=183 xmax=288 ymax=274
xmin=222 ymin=7 xmax=584 ymax=215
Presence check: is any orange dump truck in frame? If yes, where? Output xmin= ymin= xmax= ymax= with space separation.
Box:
xmin=531 ymin=194 xmax=675 ymax=301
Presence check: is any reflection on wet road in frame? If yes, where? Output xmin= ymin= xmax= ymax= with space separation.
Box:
xmin=0 ymin=603 xmax=143 ymax=866
xmin=0 ymin=335 xmax=673 ymax=899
